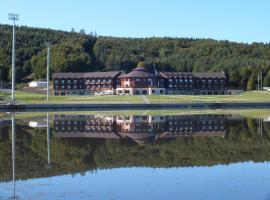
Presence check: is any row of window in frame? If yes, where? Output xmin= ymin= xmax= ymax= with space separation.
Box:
xmin=55 ymin=85 xmax=112 ymax=89
xmin=54 ymin=78 xmax=224 ymax=85
xmin=54 ymin=78 xmax=112 ymax=84
xmin=120 ymin=78 xmax=165 ymax=82
xmin=169 ymin=79 xmax=224 ymax=84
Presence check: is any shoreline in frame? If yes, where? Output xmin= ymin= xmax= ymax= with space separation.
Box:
xmin=1 ymin=102 xmax=270 ymax=111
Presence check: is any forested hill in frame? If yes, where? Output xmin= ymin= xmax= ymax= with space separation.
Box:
xmin=1 ymin=24 xmax=270 ymax=89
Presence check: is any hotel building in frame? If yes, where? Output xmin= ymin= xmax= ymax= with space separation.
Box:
xmin=52 ymin=66 xmax=226 ymax=95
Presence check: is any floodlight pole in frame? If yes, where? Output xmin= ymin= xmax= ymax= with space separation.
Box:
xmin=46 ymin=44 xmax=51 ymax=101
xmin=8 ymin=13 xmax=19 ymax=104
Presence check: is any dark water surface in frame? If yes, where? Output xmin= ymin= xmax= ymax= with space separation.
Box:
xmin=1 ymin=111 xmax=270 ymax=200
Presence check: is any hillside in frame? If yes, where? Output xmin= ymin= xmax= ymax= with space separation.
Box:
xmin=1 ymin=24 xmax=270 ymax=89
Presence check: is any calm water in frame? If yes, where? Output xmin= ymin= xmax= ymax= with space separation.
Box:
xmin=1 ymin=111 xmax=270 ymax=200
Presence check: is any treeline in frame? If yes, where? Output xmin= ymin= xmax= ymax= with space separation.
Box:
xmin=1 ymin=24 xmax=270 ymax=89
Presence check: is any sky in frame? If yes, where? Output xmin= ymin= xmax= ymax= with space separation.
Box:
xmin=0 ymin=0 xmax=269 ymax=43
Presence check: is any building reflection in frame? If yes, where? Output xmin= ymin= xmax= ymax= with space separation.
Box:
xmin=53 ymin=114 xmax=227 ymax=144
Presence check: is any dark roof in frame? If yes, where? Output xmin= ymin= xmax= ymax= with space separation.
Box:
xmin=160 ymin=72 xmax=194 ymax=78
xmin=117 ymin=72 xmax=127 ymax=78
xmin=52 ymin=71 xmax=121 ymax=79
xmin=160 ymin=71 xmax=225 ymax=79
xmin=193 ymin=72 xmax=226 ymax=79
xmin=120 ymin=67 xmax=163 ymax=78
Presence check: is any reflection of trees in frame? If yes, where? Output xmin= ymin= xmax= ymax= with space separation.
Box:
xmin=1 ymin=117 xmax=270 ymax=181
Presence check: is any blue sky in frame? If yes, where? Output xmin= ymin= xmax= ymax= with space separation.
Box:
xmin=0 ymin=0 xmax=269 ymax=43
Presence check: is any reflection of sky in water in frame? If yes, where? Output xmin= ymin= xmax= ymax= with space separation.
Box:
xmin=1 ymin=162 xmax=270 ymax=200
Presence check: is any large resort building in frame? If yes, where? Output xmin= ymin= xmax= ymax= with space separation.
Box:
xmin=52 ymin=66 xmax=226 ymax=95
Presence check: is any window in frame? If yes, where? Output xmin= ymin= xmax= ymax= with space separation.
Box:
xmin=152 ymin=90 xmax=155 ymax=94
xmin=160 ymin=90 xmax=164 ymax=94
xmin=61 ymin=79 xmax=65 ymax=84
xmin=74 ymin=80 xmax=77 ymax=84
xmin=136 ymin=78 xmax=141 ymax=81
xmin=54 ymin=79 xmax=59 ymax=84
xmin=67 ymin=79 xmax=71 ymax=84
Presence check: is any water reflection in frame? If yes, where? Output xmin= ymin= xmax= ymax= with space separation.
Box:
xmin=53 ymin=114 xmax=228 ymax=144
xmin=1 ymin=112 xmax=270 ymax=199
xmin=11 ymin=113 xmax=16 ymax=200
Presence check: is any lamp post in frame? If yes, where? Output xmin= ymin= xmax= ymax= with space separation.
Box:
xmin=8 ymin=13 xmax=19 ymax=104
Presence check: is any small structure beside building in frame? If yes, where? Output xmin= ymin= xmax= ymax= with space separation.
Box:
xmin=28 ymin=81 xmax=47 ymax=88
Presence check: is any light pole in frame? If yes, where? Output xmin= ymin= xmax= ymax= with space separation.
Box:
xmin=8 ymin=13 xmax=19 ymax=104
xmin=46 ymin=43 xmax=51 ymax=101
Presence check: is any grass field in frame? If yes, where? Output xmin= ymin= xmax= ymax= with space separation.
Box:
xmin=0 ymin=90 xmax=270 ymax=104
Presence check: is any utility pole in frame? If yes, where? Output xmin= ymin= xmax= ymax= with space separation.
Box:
xmin=46 ymin=43 xmax=51 ymax=101
xmin=8 ymin=13 xmax=19 ymax=104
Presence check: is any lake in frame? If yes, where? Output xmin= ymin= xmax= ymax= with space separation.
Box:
xmin=1 ymin=110 xmax=270 ymax=200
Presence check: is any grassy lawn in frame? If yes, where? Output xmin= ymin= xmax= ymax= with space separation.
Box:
xmin=147 ymin=91 xmax=270 ymax=103
xmin=0 ymin=90 xmax=270 ymax=104
xmin=0 ymin=91 xmax=145 ymax=104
